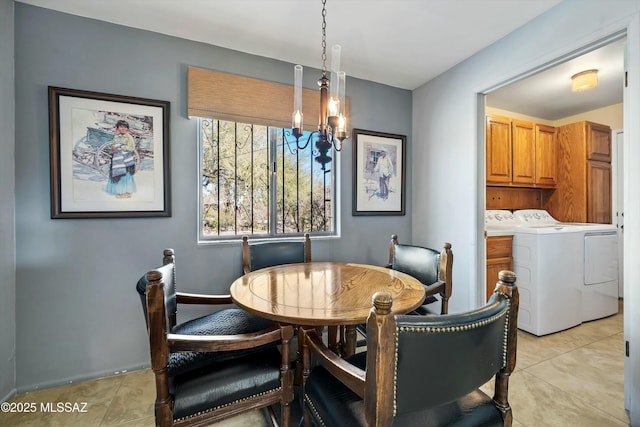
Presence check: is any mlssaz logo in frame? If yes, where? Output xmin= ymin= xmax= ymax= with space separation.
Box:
xmin=40 ymin=402 xmax=88 ymax=413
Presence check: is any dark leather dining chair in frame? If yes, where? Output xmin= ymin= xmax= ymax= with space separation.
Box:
xmin=355 ymin=236 xmax=453 ymax=348
xmin=388 ymin=234 xmax=453 ymax=315
xmin=242 ymin=233 xmax=311 ymax=274
xmin=136 ymin=248 xmax=294 ymax=427
xmin=301 ymin=270 xmax=519 ymax=427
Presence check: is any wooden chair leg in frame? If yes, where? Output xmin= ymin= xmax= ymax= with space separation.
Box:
xmin=327 ymin=326 xmax=339 ymax=353
xmin=441 ymin=296 xmax=449 ymax=315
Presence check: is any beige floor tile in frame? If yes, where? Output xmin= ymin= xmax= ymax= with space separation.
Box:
xmin=515 ymin=313 xmax=622 ymax=370
xmin=100 ymin=369 xmax=155 ymax=426
xmin=2 ymin=311 xmax=627 ymax=427
xmin=2 ymin=375 xmax=124 ymax=427
xmin=510 ymin=370 xmax=628 ymax=426
xmin=524 ymin=333 xmax=626 ymax=423
xmin=107 ymin=416 xmax=154 ymax=427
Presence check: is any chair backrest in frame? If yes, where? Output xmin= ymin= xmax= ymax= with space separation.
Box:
xmin=135 ymin=248 xmax=178 ymax=330
xmin=388 ymin=234 xmax=451 ymax=286
xmin=388 ymin=234 xmax=453 ymax=314
xmin=242 ymin=233 xmax=311 ymax=274
xmin=364 ymin=271 xmax=518 ymax=425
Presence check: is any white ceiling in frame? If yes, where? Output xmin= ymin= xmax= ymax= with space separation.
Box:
xmin=17 ymin=0 xmax=623 ymax=119
xmin=17 ymin=0 xmax=561 ymax=90
xmin=487 ymin=37 xmax=625 ymax=120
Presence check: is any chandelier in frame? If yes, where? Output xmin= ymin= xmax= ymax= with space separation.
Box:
xmin=291 ymin=0 xmax=348 ymax=170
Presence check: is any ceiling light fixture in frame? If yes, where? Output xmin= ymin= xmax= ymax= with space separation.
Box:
xmin=292 ymin=0 xmax=347 ymax=170
xmin=571 ymin=69 xmax=598 ymax=92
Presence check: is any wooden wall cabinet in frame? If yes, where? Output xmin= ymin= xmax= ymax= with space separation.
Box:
xmin=545 ymin=121 xmax=612 ymax=223
xmin=512 ymin=120 xmax=535 ymax=185
xmin=486 ymin=236 xmax=513 ymax=302
xmin=535 ymin=124 xmax=557 ymax=187
xmin=587 ymin=160 xmax=612 ymax=223
xmin=486 ymin=115 xmax=512 ymax=184
xmin=486 ymin=115 xmax=556 ymax=188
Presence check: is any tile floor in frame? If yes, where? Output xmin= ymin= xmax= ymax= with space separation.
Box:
xmin=2 ymin=304 xmax=628 ymax=426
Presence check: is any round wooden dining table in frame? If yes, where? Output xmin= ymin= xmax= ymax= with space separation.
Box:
xmin=230 ymin=261 xmax=426 ymax=356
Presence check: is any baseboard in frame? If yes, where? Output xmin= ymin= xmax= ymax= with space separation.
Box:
xmin=1 ymin=387 xmax=17 ymax=403
xmin=15 ymin=362 xmax=150 ymax=395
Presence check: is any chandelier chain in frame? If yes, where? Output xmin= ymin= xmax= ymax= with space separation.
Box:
xmin=321 ymin=0 xmax=327 ymax=73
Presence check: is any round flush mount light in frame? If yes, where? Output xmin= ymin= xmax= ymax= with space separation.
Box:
xmin=571 ymin=69 xmax=598 ymax=92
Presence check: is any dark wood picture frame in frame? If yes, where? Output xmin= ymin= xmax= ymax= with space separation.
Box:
xmin=49 ymin=86 xmax=171 ymax=218
xmin=352 ymin=128 xmax=406 ymax=216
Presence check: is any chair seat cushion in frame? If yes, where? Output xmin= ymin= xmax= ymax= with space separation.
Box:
xmin=304 ymin=361 xmax=504 ymax=427
xmin=172 ymin=347 xmax=282 ymax=421
xmin=169 ymin=308 xmax=276 ymax=376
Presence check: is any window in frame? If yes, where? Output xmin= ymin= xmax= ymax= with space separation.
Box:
xmin=199 ymin=118 xmax=336 ymax=240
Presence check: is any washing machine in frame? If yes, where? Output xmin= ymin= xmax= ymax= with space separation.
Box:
xmin=509 ymin=212 xmax=584 ymax=336
xmin=514 ymin=210 xmax=619 ymax=327
xmin=486 ymin=210 xmax=582 ymax=335
xmin=485 ymin=210 xmax=523 ymax=234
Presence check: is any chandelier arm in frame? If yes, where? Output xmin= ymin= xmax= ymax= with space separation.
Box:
xmin=287 ymin=129 xmax=316 ymax=152
xmin=297 ymin=132 xmax=315 ymax=151
xmin=282 ymin=129 xmax=300 ymax=155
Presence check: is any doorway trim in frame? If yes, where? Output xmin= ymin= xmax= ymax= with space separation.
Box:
xmin=476 ymin=20 xmax=639 ymax=421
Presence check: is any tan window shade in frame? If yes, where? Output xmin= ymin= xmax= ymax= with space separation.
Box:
xmin=187 ymin=66 xmax=348 ymax=130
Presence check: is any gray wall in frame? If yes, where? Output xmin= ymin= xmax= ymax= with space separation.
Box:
xmin=13 ymin=4 xmax=411 ymax=391
xmin=411 ymin=0 xmax=640 ymax=422
xmin=0 ymin=0 xmax=16 ymax=401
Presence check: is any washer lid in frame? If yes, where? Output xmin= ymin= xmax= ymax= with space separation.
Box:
xmin=514 ymin=225 xmax=582 ymax=234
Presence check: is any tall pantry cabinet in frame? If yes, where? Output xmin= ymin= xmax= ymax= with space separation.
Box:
xmin=544 ymin=121 xmax=612 ymax=223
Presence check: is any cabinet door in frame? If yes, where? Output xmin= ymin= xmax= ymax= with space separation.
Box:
xmin=512 ymin=120 xmax=535 ymax=185
xmin=587 ymin=160 xmax=612 ymax=223
xmin=587 ymin=122 xmax=612 ymax=162
xmin=535 ymin=124 xmax=556 ymax=186
xmin=486 ymin=236 xmax=513 ymax=301
xmin=486 ymin=115 xmax=512 ymax=184
xmin=486 ymin=257 xmax=512 ymax=302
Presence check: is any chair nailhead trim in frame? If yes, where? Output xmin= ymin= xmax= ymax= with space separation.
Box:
xmin=393 ymin=328 xmax=399 ymax=416
xmin=304 ymin=393 xmax=328 ymax=427
xmin=502 ymin=299 xmax=510 ymax=368
xmin=397 ymin=307 xmax=507 ymax=334
xmin=174 ymin=386 xmax=281 ymax=422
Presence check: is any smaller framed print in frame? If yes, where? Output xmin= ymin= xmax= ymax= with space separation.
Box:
xmin=49 ymin=87 xmax=171 ymax=218
xmin=352 ymin=128 xmax=406 ymax=216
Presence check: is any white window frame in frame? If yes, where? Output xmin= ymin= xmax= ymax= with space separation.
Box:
xmin=197 ymin=118 xmax=339 ymax=243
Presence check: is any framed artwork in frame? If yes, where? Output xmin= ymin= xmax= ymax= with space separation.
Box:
xmin=48 ymin=86 xmax=171 ymax=218
xmin=352 ymin=128 xmax=406 ymax=216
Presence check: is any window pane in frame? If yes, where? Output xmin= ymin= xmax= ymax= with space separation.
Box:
xmin=200 ymin=118 xmax=334 ymax=239
xmin=201 ymin=119 xmax=218 ymax=236
xmin=274 ymin=129 xmax=334 ymax=234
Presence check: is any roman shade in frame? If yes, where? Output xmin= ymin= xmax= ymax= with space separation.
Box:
xmin=187 ymin=66 xmax=348 ymax=130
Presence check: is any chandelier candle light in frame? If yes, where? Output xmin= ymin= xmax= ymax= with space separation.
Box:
xmin=292 ymin=0 xmax=348 ymax=170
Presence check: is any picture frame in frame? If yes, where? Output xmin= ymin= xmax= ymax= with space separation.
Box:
xmin=352 ymin=128 xmax=406 ymax=216
xmin=48 ymin=86 xmax=171 ymax=218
